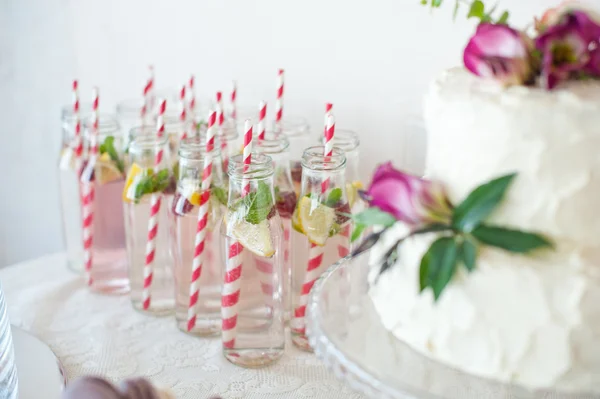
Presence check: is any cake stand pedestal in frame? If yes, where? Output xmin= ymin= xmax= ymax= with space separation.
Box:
xmin=305 ymin=251 xmax=595 ymax=399
xmin=13 ymin=326 xmax=66 ymax=399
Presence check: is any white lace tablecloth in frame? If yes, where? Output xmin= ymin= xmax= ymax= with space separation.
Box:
xmin=0 ymin=253 xmax=365 ymax=399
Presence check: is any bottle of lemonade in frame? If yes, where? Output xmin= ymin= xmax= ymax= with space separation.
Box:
xmin=272 ymin=116 xmax=311 ymax=197
xmin=254 ymin=133 xmax=297 ymax=321
xmin=220 ymin=153 xmax=285 ymax=367
xmin=171 ymin=135 xmax=227 ymax=336
xmin=123 ymin=126 xmax=176 ymax=315
xmin=290 ymin=146 xmax=351 ymax=351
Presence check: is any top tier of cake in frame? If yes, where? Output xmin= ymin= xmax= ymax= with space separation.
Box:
xmin=425 ymin=68 xmax=600 ymax=247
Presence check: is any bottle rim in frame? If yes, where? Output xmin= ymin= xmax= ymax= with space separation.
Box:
xmin=301 ymin=146 xmax=346 ymax=171
xmin=178 ymin=135 xmax=222 ymax=159
xmin=228 ymin=153 xmax=274 ymax=180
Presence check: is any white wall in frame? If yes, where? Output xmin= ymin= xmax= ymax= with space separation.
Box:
xmin=0 ymin=0 xmax=553 ymax=266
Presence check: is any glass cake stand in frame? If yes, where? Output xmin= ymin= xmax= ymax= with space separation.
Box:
xmin=305 ymin=250 xmax=596 ymax=399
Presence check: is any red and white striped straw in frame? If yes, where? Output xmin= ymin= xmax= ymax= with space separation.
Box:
xmin=222 ymin=120 xmax=252 ymax=349
xmin=142 ymin=99 xmax=167 ymax=310
xmin=324 ymin=103 xmax=333 ymax=136
xmin=187 ymin=110 xmax=217 ymax=332
xmin=142 ymin=66 xmax=154 ymax=122
xmin=188 ymin=75 xmax=196 ymax=120
xmin=257 ymin=101 xmax=267 ymax=141
xmin=216 ymin=92 xmax=229 ymax=170
xmin=179 ymin=85 xmax=188 ymax=140
xmin=72 ymin=80 xmax=84 ymax=170
xmin=293 ymin=111 xmax=336 ymax=333
xmin=230 ymin=81 xmax=237 ymax=120
xmin=82 ymin=87 xmax=100 ymax=286
xmin=275 ymin=69 xmax=284 ymax=129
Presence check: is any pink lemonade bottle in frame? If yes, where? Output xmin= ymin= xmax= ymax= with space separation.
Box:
xmin=290 ymin=146 xmax=351 ymax=351
xmin=79 ymin=114 xmax=130 ymax=293
xmin=170 ymin=135 xmax=227 ymax=336
xmin=272 ymin=116 xmax=311 ymax=197
xmin=123 ymin=126 xmax=176 ymax=315
xmin=254 ymin=133 xmax=297 ymax=321
xmin=220 ymin=153 xmax=285 ymax=367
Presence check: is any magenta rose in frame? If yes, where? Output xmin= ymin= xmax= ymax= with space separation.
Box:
xmin=463 ymin=23 xmax=534 ymax=86
xmin=536 ymin=11 xmax=599 ymax=88
xmin=365 ymin=162 xmax=452 ymax=227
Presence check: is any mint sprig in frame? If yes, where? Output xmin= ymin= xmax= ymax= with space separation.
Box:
xmin=231 ymin=181 xmax=274 ymax=225
xmin=211 ymin=184 xmax=228 ymax=206
xmin=133 ymin=169 xmax=170 ymax=203
xmin=99 ymin=136 xmax=125 ymax=174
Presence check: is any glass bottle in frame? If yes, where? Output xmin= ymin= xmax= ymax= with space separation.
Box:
xmin=219 ymin=153 xmax=285 ymax=367
xmin=218 ymin=124 xmax=241 ymax=175
xmin=0 ymin=283 xmax=18 ymax=399
xmin=58 ymin=104 xmax=91 ymax=274
xmin=171 ymin=136 xmax=227 ymax=336
xmin=254 ymin=133 xmax=297 ymax=321
xmin=123 ymin=127 xmax=175 ymax=315
xmin=290 ymin=146 xmax=351 ymax=351
xmin=81 ymin=114 xmax=129 ymax=294
xmin=272 ymin=116 xmax=311 ymax=196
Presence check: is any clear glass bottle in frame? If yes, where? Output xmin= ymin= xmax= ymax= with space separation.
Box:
xmin=272 ymin=116 xmax=311 ymax=196
xmin=58 ymin=104 xmax=91 ymax=274
xmin=116 ymin=99 xmax=148 ymax=142
xmin=171 ymin=136 xmax=227 ymax=336
xmin=219 ymin=124 xmax=241 ymax=175
xmin=254 ymin=133 xmax=297 ymax=321
xmin=81 ymin=114 xmax=129 ymax=294
xmin=123 ymin=127 xmax=176 ymax=316
xmin=219 ymin=153 xmax=285 ymax=367
xmin=290 ymin=146 xmax=351 ymax=351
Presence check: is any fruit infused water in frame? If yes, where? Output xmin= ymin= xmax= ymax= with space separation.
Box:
xmin=254 ymin=133 xmax=297 ymax=321
xmin=220 ymin=152 xmax=285 ymax=368
xmin=272 ymin=116 xmax=311 ymax=197
xmin=170 ymin=135 xmax=227 ymax=336
xmin=123 ymin=125 xmax=175 ymax=316
xmin=290 ymin=146 xmax=351 ymax=351
xmin=80 ymin=114 xmax=129 ymax=293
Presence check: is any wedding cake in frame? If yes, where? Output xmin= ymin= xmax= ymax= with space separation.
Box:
xmin=361 ymin=2 xmax=600 ymax=394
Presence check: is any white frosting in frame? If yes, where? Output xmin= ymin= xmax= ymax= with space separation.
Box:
xmin=369 ymin=69 xmax=600 ymax=392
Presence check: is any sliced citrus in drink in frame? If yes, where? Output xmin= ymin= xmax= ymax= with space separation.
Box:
xmin=231 ymin=218 xmax=275 ymax=258
xmin=346 ymin=181 xmax=363 ymax=208
xmin=122 ymin=163 xmax=143 ymax=202
xmin=97 ymin=154 xmax=122 ymax=185
xmin=297 ymin=196 xmax=335 ymax=246
xmin=181 ymin=179 xmax=202 ymax=206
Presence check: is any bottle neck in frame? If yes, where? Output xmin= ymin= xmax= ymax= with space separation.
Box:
xmin=227 ymin=153 xmax=275 ymax=203
xmin=300 ymin=146 xmax=347 ymax=200
xmin=128 ymin=133 xmax=171 ymax=171
xmin=177 ymin=137 xmax=225 ymax=188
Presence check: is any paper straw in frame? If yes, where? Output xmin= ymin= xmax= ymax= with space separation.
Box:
xmin=257 ymin=100 xmax=267 ymax=141
xmin=222 ymin=120 xmax=252 ymax=349
xmin=293 ymin=112 xmax=336 ymax=334
xmin=216 ymin=92 xmax=229 ymax=171
xmin=275 ymin=69 xmax=284 ymax=129
xmin=187 ymin=110 xmax=216 ymax=332
xmin=72 ymin=81 xmax=84 ymax=169
xmin=179 ymin=85 xmax=188 ymax=140
xmin=142 ymin=99 xmax=167 ymax=310
xmin=142 ymin=66 xmax=154 ymax=123
xmin=82 ymin=87 xmax=100 ymax=286
xmin=188 ymin=75 xmax=196 ymax=121
xmin=230 ymin=81 xmax=237 ymax=120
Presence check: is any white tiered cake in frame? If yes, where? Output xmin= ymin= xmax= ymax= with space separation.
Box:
xmin=369 ymin=68 xmax=600 ymax=392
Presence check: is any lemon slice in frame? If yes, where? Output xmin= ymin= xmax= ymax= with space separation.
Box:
xmin=97 ymin=154 xmax=122 ymax=185
xmin=232 ymin=219 xmax=275 ymax=258
xmin=297 ymin=196 xmax=335 ymax=246
xmin=346 ymin=181 xmax=364 ymax=208
xmin=123 ymin=163 xmax=143 ymax=202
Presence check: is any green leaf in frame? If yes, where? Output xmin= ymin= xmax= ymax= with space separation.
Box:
xmin=497 ymin=10 xmax=510 ymax=24
xmin=153 ymin=169 xmax=171 ymax=192
xmin=240 ymin=181 xmax=274 ymax=224
xmin=453 ymin=1 xmax=460 ymax=20
xmin=419 ymin=236 xmax=459 ymax=300
xmin=467 ymin=0 xmax=485 ymax=19
xmin=323 ymin=188 xmax=342 ymax=207
xmin=420 ymin=0 xmax=428 ymax=5
xmin=211 ymin=184 xmax=228 ymax=206
xmin=452 ymin=173 xmax=516 ymax=233
xmin=431 ymin=0 xmax=443 ymax=7
xmin=352 ymin=208 xmax=397 ymax=228
xmin=351 ymin=223 xmax=366 ymax=243
xmin=471 ymin=225 xmax=553 ymax=253
xmin=459 ymin=237 xmax=477 ymax=272
xmin=100 ymin=136 xmax=125 ymax=174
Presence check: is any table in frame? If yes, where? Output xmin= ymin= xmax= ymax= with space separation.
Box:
xmin=0 ymin=253 xmax=365 ymax=399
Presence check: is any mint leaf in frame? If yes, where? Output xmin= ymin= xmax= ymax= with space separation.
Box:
xmin=459 ymin=237 xmax=477 ymax=272
xmin=431 ymin=0 xmax=442 ymax=6
xmin=452 ymin=173 xmax=516 ymax=233
xmin=351 ymin=223 xmax=366 ymax=243
xmin=211 ymin=184 xmax=228 ymax=206
xmin=352 ymin=208 xmax=397 ymax=228
xmin=324 ymin=188 xmax=342 ymax=207
xmin=101 ymin=136 xmax=125 ymax=174
xmin=467 ymin=0 xmax=485 ymax=19
xmin=471 ymin=225 xmax=553 ymax=253
xmin=419 ymin=236 xmax=459 ymax=300
xmin=241 ymin=181 xmax=274 ymax=224
xmin=153 ymin=169 xmax=170 ymax=192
